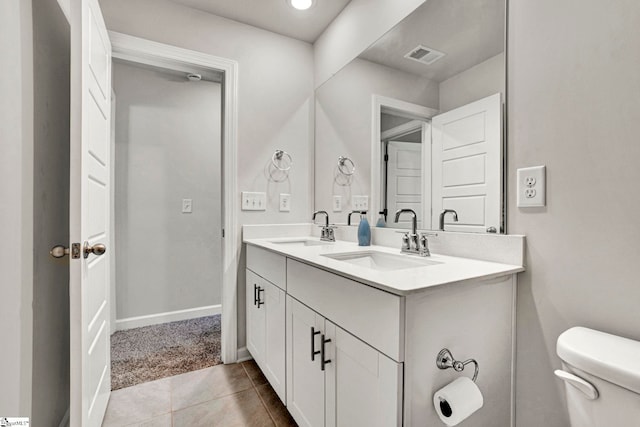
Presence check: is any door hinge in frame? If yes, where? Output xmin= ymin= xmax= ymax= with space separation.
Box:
xmin=384 ymin=154 xmax=389 ymax=162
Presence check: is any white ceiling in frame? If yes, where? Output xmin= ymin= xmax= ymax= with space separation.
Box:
xmin=360 ymin=0 xmax=505 ymax=83
xmin=169 ymin=0 xmax=351 ymax=43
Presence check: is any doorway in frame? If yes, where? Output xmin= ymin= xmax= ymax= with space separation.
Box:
xmin=110 ymin=57 xmax=223 ymax=390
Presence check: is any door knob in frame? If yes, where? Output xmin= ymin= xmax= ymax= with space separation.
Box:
xmin=83 ymin=241 xmax=106 ymax=259
xmin=50 ymin=243 xmax=81 ymax=259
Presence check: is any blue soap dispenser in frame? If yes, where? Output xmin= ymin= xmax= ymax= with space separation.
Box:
xmin=357 ymin=211 xmax=371 ymax=246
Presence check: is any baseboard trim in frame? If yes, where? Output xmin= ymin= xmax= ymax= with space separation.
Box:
xmin=58 ymin=407 xmax=70 ymax=427
xmin=115 ymin=304 xmax=221 ymax=331
xmin=236 ymin=346 xmax=252 ymax=363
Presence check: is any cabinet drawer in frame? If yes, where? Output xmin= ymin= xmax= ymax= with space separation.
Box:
xmin=287 ymin=259 xmax=404 ymax=362
xmin=247 ymin=245 xmax=286 ymax=290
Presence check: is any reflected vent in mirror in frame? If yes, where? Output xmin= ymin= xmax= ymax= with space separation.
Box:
xmin=404 ymin=45 xmax=446 ymax=65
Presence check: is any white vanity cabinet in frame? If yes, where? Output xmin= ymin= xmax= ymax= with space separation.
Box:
xmin=286 ymin=296 xmax=403 ymax=427
xmin=245 ymin=246 xmax=287 ymax=403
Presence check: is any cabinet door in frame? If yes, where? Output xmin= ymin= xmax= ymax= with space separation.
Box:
xmin=263 ymin=280 xmax=286 ymax=403
xmin=246 ymin=270 xmax=265 ymax=363
xmin=286 ymin=296 xmax=325 ymax=427
xmin=325 ymin=322 xmax=403 ymax=427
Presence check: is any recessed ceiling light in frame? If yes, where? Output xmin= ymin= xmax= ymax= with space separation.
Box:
xmin=287 ymin=0 xmax=315 ymax=11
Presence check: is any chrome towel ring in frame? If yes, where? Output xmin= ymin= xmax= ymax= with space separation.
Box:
xmin=272 ymin=149 xmax=293 ymax=171
xmin=338 ymin=156 xmax=355 ymax=176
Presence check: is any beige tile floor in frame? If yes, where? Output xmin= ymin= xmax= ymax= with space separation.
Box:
xmin=102 ymin=361 xmax=297 ymax=427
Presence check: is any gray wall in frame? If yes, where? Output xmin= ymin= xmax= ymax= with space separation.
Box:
xmin=32 ymin=0 xmax=71 ymax=424
xmin=0 ymin=0 xmax=34 ymax=417
xmin=114 ymin=60 xmax=221 ymax=319
xmin=509 ymin=1 xmax=640 ymax=426
xmin=100 ymin=0 xmax=314 ymax=347
xmin=439 ymin=52 xmax=505 ymax=113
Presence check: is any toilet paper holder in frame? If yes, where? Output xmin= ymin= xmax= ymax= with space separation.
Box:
xmin=436 ymin=348 xmax=479 ymax=382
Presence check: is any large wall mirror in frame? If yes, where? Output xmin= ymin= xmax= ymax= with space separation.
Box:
xmin=315 ymin=0 xmax=506 ymax=233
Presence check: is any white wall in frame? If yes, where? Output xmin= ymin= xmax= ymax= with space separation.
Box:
xmin=508 ymin=1 xmax=640 ymax=426
xmin=315 ymin=58 xmax=438 ymax=217
xmin=99 ymin=0 xmax=314 ymax=347
xmin=439 ymin=52 xmax=505 ymax=113
xmin=0 ymin=0 xmax=34 ymax=418
xmin=313 ymin=0 xmax=426 ymax=88
xmin=32 ymin=0 xmax=71 ymax=424
xmin=113 ymin=60 xmax=222 ymax=320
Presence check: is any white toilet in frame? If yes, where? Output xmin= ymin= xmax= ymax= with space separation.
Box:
xmin=556 ymin=327 xmax=640 ymax=426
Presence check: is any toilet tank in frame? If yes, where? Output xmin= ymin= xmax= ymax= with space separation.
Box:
xmin=556 ymin=327 xmax=640 ymax=427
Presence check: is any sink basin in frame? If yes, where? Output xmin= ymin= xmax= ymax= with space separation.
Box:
xmin=270 ymin=239 xmax=331 ymax=247
xmin=321 ymin=251 xmax=441 ymax=271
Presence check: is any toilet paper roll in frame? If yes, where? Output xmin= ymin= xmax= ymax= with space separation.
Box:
xmin=433 ymin=377 xmax=484 ymax=426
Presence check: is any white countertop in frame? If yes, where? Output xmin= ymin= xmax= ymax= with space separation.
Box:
xmin=244 ymin=236 xmax=524 ymax=296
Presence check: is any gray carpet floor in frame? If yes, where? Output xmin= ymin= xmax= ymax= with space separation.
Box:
xmin=111 ymin=315 xmax=222 ymax=390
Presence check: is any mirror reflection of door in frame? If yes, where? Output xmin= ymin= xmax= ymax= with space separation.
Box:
xmin=386 ymin=140 xmax=422 ymax=229
xmin=432 ymin=93 xmax=502 ymax=233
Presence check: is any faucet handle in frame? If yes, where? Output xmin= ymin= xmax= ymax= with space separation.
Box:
xmin=401 ymin=233 xmax=410 ymax=251
xmin=419 ymin=234 xmax=431 ymax=257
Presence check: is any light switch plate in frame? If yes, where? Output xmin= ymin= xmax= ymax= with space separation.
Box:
xmin=182 ymin=198 xmax=192 ymax=213
xmin=241 ymin=191 xmax=266 ymax=211
xmin=353 ymin=195 xmax=369 ymax=211
xmin=279 ymin=193 xmax=291 ymax=212
xmin=332 ymin=195 xmax=342 ymax=212
xmin=517 ymin=166 xmax=546 ymax=207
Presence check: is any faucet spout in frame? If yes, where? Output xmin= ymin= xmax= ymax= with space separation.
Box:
xmin=394 ymin=209 xmax=417 ymax=235
xmin=312 ymin=210 xmax=329 ymax=227
xmin=439 ymin=209 xmax=459 ymax=231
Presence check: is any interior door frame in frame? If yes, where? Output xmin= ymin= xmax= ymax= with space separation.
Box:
xmin=109 ymin=32 xmax=239 ymax=364
xmin=370 ymin=95 xmax=438 ymax=227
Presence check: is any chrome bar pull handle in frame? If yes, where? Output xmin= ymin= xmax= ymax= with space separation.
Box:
xmin=311 ymin=327 xmax=321 ymax=361
xmin=321 ymin=335 xmax=332 ymax=371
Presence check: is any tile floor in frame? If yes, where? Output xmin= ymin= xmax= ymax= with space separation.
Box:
xmin=102 ymin=360 xmax=297 ymax=427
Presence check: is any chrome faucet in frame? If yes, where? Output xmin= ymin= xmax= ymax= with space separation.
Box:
xmin=347 ymin=210 xmax=364 ymax=226
xmin=394 ymin=209 xmax=430 ymax=256
xmin=312 ymin=210 xmax=336 ymax=242
xmin=439 ymin=209 xmax=459 ymax=231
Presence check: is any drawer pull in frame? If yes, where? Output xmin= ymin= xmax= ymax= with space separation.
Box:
xmin=321 ymin=335 xmax=332 ymax=371
xmin=311 ymin=327 xmax=321 ymax=361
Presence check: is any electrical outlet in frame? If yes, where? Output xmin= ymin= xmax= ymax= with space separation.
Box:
xmin=182 ymin=199 xmax=193 ymax=213
xmin=279 ymin=193 xmax=291 ymax=212
xmin=241 ymin=191 xmax=266 ymax=211
xmin=332 ymin=195 xmax=342 ymax=212
xmin=353 ymin=195 xmax=369 ymax=211
xmin=517 ymin=166 xmax=546 ymax=207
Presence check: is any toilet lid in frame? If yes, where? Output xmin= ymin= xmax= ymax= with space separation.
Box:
xmin=557 ymin=327 xmax=640 ymax=394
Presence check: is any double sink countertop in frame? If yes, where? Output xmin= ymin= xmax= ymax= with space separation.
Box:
xmin=244 ymin=236 xmax=525 ymax=296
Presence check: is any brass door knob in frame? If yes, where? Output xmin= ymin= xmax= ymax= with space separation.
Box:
xmin=83 ymin=241 xmax=107 ymax=259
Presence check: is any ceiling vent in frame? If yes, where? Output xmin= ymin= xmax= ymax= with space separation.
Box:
xmin=404 ymin=45 xmax=446 ymax=65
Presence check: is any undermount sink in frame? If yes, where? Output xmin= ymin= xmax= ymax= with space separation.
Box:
xmin=270 ymin=238 xmax=331 ymax=247
xmin=321 ymin=251 xmax=441 ymax=271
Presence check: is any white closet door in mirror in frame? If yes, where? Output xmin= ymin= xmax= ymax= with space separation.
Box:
xmin=431 ymin=93 xmax=502 ymax=233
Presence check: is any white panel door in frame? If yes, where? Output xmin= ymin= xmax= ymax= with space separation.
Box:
xmin=69 ymin=0 xmax=112 ymax=425
xmin=431 ymin=93 xmax=502 ymax=233
xmin=325 ymin=322 xmax=403 ymax=427
xmin=286 ymin=296 xmax=325 ymax=427
xmin=387 ymin=141 xmax=423 ymax=229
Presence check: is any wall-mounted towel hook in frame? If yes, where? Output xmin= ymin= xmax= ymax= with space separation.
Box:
xmin=272 ymin=149 xmax=293 ymax=171
xmin=436 ymin=348 xmax=479 ymax=382
xmin=337 ymin=156 xmax=355 ymax=176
